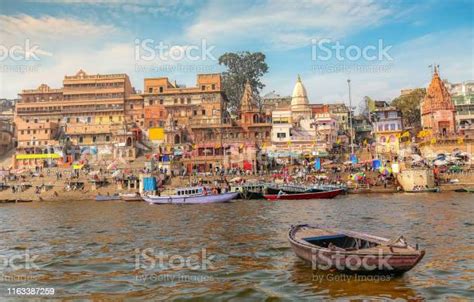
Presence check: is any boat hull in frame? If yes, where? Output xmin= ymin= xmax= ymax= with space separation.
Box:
xmin=288 ymin=224 xmax=425 ymax=274
xmin=143 ymin=192 xmax=239 ymax=204
xmin=264 ymin=189 xmax=344 ymax=200
xmin=95 ymin=195 xmax=121 ymax=201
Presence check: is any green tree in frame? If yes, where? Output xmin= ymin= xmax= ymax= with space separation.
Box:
xmin=218 ymin=52 xmax=269 ymax=113
xmin=391 ymin=89 xmax=426 ymax=130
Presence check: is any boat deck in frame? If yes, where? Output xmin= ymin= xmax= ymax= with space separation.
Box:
xmin=293 ymin=226 xmax=419 ymax=255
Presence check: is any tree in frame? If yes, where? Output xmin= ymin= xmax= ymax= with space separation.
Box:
xmin=391 ymin=89 xmax=426 ymax=130
xmin=218 ymin=52 xmax=269 ymax=114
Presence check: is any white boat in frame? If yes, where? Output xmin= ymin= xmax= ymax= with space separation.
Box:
xmin=120 ymin=193 xmax=143 ymax=202
xmin=143 ymin=187 xmax=239 ymax=204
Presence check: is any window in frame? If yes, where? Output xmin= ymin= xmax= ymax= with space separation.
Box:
xmin=202 ymin=110 xmax=206 ymax=115
xmin=130 ymin=104 xmax=134 ymax=109
xmin=109 ymin=116 xmax=113 ymax=121
xmin=174 ymin=99 xmax=177 ymax=104
xmin=193 ymin=110 xmax=197 ymax=116
xmin=148 ymin=88 xmax=153 ymax=93
xmin=159 ymin=99 xmax=163 ymax=104
xmin=159 ymin=87 xmax=163 ymax=93
xmin=212 ymin=84 xmax=215 ymax=90
xmin=79 ymin=136 xmax=83 ymax=143
xmin=277 ymin=132 xmax=286 ymax=138
xmin=76 ymin=118 xmax=79 ymax=123
xmin=106 ymin=136 xmax=110 ymax=142
xmin=390 ymin=124 xmax=395 ymax=131
xmin=92 ymin=136 xmax=97 ymax=143
xmin=201 ymin=85 xmax=205 ymax=91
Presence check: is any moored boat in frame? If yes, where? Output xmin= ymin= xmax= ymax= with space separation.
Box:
xmin=120 ymin=192 xmax=143 ymax=201
xmin=288 ymin=224 xmax=425 ymax=274
xmin=264 ymin=188 xmax=344 ymax=200
xmin=454 ymin=187 xmax=474 ymax=193
xmin=405 ymin=187 xmax=440 ymax=193
xmin=230 ymin=183 xmax=267 ymax=199
xmin=95 ymin=194 xmax=121 ymax=201
xmin=143 ymin=192 xmax=239 ymax=204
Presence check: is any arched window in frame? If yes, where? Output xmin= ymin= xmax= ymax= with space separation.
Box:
xmin=174 ymin=134 xmax=180 ymax=144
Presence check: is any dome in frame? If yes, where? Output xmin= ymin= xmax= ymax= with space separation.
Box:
xmin=291 ymin=75 xmax=310 ymax=112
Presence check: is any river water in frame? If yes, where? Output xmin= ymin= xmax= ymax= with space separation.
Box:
xmin=0 ymin=193 xmax=472 ymax=300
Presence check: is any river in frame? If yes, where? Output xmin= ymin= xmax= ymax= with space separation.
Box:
xmin=0 ymin=193 xmax=472 ymax=300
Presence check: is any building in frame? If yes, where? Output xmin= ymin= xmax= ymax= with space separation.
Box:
xmin=328 ymin=103 xmax=350 ymax=132
xmin=372 ymin=104 xmax=403 ymax=156
xmin=353 ymin=115 xmax=373 ymax=144
xmin=0 ymin=108 xmax=14 ymax=155
xmin=143 ymin=74 xmax=226 ymax=151
xmin=14 ymin=70 xmax=143 ymax=167
xmin=181 ymin=81 xmax=272 ymax=173
xmin=420 ymin=67 xmax=456 ymax=136
xmin=262 ymin=91 xmax=291 ymax=114
xmin=269 ymin=75 xmax=334 ymax=156
xmin=450 ymin=81 xmax=474 ymax=129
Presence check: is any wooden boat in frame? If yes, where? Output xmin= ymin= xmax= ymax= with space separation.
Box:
xmin=405 ymin=187 xmax=440 ymax=193
xmin=95 ymin=194 xmax=121 ymax=201
xmin=454 ymin=187 xmax=474 ymax=193
xmin=266 ymin=184 xmax=310 ymax=195
xmin=143 ymin=192 xmax=239 ymax=204
xmin=264 ymin=189 xmax=344 ymax=200
xmin=120 ymin=193 xmax=143 ymax=202
xmin=230 ymin=183 xmax=267 ymax=199
xmin=288 ymin=224 xmax=425 ymax=274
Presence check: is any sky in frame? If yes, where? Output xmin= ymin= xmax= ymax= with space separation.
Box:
xmin=0 ymin=0 xmax=473 ymax=110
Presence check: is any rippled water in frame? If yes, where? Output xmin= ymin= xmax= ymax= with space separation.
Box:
xmin=0 ymin=193 xmax=473 ymax=300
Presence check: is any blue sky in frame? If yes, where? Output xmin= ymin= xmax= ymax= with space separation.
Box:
xmin=0 ymin=0 xmax=473 ymax=109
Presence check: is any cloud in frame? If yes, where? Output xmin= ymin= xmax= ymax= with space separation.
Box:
xmin=263 ymin=28 xmax=474 ymax=111
xmin=186 ymin=0 xmax=396 ymax=49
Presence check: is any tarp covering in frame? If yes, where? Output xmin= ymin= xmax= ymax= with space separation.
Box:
xmin=143 ymin=177 xmax=157 ymax=191
xmin=314 ymin=158 xmax=321 ymax=170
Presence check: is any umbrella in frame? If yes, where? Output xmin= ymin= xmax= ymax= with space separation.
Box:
xmin=434 ymin=160 xmax=447 ymax=166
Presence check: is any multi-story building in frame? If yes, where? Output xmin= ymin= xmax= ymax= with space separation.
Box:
xmin=14 ymin=70 xmax=143 ymax=167
xmin=420 ymin=67 xmax=456 ymax=136
xmin=0 ymin=108 xmax=14 ymax=155
xmin=353 ymin=115 xmax=373 ymax=144
xmin=143 ymin=74 xmax=226 ymax=149
xmin=450 ymin=81 xmax=474 ymax=129
xmin=328 ymin=103 xmax=350 ymax=132
xmin=180 ymin=81 xmax=271 ymax=173
xmin=372 ymin=103 xmax=403 ymax=156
